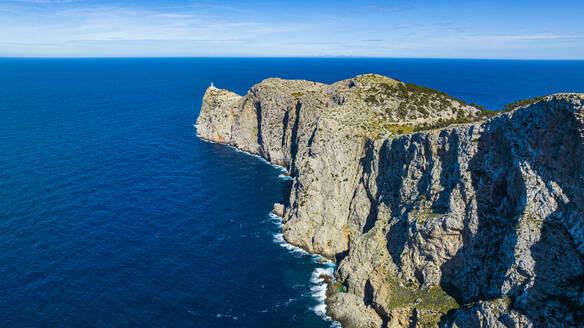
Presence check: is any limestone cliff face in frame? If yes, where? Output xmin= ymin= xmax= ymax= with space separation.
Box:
xmin=196 ymin=75 xmax=584 ymax=328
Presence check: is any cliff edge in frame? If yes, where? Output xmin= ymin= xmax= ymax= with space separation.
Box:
xmin=196 ymin=74 xmax=584 ymax=328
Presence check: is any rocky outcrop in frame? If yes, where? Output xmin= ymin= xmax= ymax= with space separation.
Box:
xmin=272 ymin=203 xmax=285 ymax=217
xmin=196 ymin=74 xmax=584 ymax=328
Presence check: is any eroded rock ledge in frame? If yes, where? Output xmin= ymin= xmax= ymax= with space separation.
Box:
xmin=195 ymin=74 xmax=584 ymax=328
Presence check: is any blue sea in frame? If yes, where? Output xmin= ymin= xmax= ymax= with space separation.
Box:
xmin=1 ymin=58 xmax=583 ymax=328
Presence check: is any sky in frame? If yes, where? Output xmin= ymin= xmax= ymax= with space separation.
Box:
xmin=0 ymin=0 xmax=583 ymax=59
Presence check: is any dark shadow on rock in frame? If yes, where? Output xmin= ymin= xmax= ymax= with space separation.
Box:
xmin=508 ymin=100 xmax=583 ymax=326
xmin=254 ymin=101 xmax=266 ymax=159
xmin=439 ymin=123 xmax=526 ymax=307
xmin=289 ymin=101 xmax=302 ymax=176
xmin=335 ymin=249 xmax=349 ymax=263
xmin=517 ymin=207 xmax=584 ymax=326
xmin=377 ymin=136 xmax=417 ymax=268
xmin=438 ymin=307 xmax=459 ymax=327
xmin=361 ymin=139 xmax=379 ymax=234
xmin=280 ymin=179 xmax=293 ymax=208
xmin=413 ymin=134 xmax=437 ymax=207
xmin=386 ymin=219 xmax=409 ymax=268
xmin=434 ymin=129 xmax=461 ymax=214
xmin=369 ymin=134 xmax=446 ymax=269
xmin=281 ymin=109 xmax=289 ymax=148
xmin=307 ymin=118 xmax=319 ymax=157
xmin=439 ymin=100 xmax=584 ymax=326
xmin=364 ymin=279 xmax=375 ymax=306
xmin=408 ymin=308 xmax=419 ymax=328
xmin=380 ymin=132 xmax=460 ymax=270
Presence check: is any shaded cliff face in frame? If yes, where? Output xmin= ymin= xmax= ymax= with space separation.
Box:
xmin=196 ymin=75 xmax=584 ymax=328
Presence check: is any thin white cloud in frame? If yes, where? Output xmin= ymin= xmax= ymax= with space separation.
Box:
xmin=9 ymin=0 xmax=81 ymax=3
xmin=363 ymin=4 xmax=403 ymax=12
xmin=474 ymin=33 xmax=584 ymax=41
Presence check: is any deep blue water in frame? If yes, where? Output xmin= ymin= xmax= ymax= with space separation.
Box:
xmin=1 ymin=58 xmax=583 ymax=328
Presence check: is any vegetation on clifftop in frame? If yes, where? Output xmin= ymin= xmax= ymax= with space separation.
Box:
xmin=503 ymin=96 xmax=546 ymax=112
xmin=382 ymin=273 xmax=460 ymax=314
xmin=336 ymin=74 xmax=498 ymax=139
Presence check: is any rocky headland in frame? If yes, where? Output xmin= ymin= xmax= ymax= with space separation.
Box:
xmin=195 ymin=74 xmax=584 ymax=327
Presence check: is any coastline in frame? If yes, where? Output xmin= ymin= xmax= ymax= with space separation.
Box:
xmin=197 ymin=132 xmax=342 ymax=327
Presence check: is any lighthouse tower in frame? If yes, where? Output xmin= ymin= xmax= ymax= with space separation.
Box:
xmin=210 ymin=82 xmax=216 ymax=89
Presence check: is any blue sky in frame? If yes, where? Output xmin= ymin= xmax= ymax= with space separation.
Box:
xmin=1 ymin=0 xmax=583 ymax=58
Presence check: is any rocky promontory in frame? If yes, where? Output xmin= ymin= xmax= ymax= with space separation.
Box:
xmin=196 ymin=74 xmax=584 ymax=327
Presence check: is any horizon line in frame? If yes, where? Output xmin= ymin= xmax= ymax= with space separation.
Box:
xmin=1 ymin=56 xmax=584 ymax=61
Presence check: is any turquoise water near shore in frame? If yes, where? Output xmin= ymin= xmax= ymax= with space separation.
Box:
xmin=0 ymin=58 xmax=583 ymax=327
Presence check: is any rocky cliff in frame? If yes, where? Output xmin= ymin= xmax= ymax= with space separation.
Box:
xmin=195 ymin=74 xmax=584 ymax=328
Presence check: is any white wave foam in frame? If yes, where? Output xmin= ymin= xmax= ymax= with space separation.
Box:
xmin=310 ymin=267 xmax=334 ymax=286
xmin=273 ymin=233 xmax=309 ymax=255
xmin=198 ymin=136 xmax=216 ymax=143
xmin=216 ymin=313 xmax=234 ymax=319
xmin=275 ymin=298 xmax=295 ymax=308
xmin=309 ymin=266 xmax=342 ymax=327
xmin=278 ymin=173 xmax=293 ymax=180
xmin=198 ymin=135 xmax=295 ymax=183
xmin=215 ymin=143 xmax=292 ymax=176
xmin=267 ymin=212 xmax=284 ymax=228
xmin=311 ymin=254 xmax=335 ymax=266
xmin=264 ymin=209 xmax=340 ymax=327
xmin=258 ymin=298 xmax=296 ymax=315
xmin=313 ymin=303 xmax=327 ymax=317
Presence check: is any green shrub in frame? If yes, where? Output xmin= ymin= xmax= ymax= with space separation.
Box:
xmin=503 ymin=96 xmax=546 ymax=111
